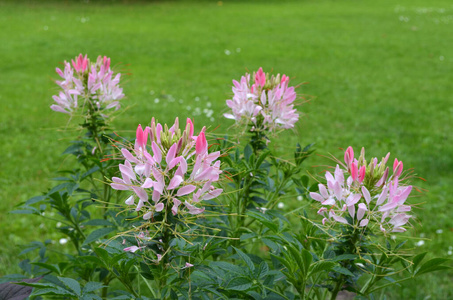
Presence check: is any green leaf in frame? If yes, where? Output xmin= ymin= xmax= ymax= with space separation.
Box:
xmin=226 ymin=276 xmax=253 ymax=291
xmin=415 ymin=258 xmax=451 ymax=276
xmin=210 ymin=261 xmax=246 ymax=275
xmin=191 ymin=270 xmax=216 ymax=286
xmin=333 ymin=266 xmax=354 ymax=276
xmin=246 ymin=211 xmax=279 ymax=232
xmin=244 ymin=144 xmax=253 ymax=161
xmin=83 ymin=227 xmax=115 ymax=246
xmin=25 ymin=195 xmax=47 ymax=205
xmin=31 ymin=287 xmax=76 ymax=297
xmin=81 ymin=166 xmax=100 ymax=181
xmin=240 ymin=233 xmax=257 ymax=241
xmin=233 ymin=246 xmax=255 ymax=272
xmin=262 ymin=238 xmax=279 ymax=252
xmin=309 ymin=261 xmax=336 ymax=275
xmin=82 ymin=219 xmax=114 ymax=226
xmin=10 ymin=209 xmax=38 ymax=215
xmin=31 ymin=263 xmax=61 ymax=275
xmin=301 ymin=249 xmax=312 ymax=275
xmin=14 ymin=282 xmax=57 ymax=289
xmin=58 ymin=276 xmax=81 ymax=296
xmin=332 ymin=254 xmax=358 ymax=262
xmin=411 ymin=252 xmax=427 ymax=272
xmin=270 ymin=253 xmax=293 ymax=273
xmin=286 ymin=244 xmax=305 ymax=276
xmin=255 ymin=150 xmax=270 ymax=168
xmin=94 ymin=247 xmax=111 ymax=266
xmin=83 ymin=282 xmax=106 ymax=293
xmin=256 ymin=261 xmax=269 ymax=278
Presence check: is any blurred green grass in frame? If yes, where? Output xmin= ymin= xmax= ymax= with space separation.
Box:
xmin=0 ymin=0 xmax=452 ymax=298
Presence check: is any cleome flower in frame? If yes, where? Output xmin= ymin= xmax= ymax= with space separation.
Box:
xmin=51 ymin=54 xmax=124 ymax=115
xmin=310 ymin=146 xmax=413 ymax=233
xmin=224 ymin=67 xmax=299 ymax=133
xmin=111 ymin=117 xmax=222 ymax=220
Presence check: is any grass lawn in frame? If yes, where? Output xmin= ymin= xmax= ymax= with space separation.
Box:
xmin=0 ymin=0 xmax=452 ymax=298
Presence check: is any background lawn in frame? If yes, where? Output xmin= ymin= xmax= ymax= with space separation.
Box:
xmin=0 ymin=0 xmax=452 ymax=298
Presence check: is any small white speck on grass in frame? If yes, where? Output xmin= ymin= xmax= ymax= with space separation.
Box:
xmin=297 ymin=196 xmax=303 ymax=201
xmin=420 ymin=233 xmax=426 ymax=238
xmin=448 ymin=250 xmax=452 ymax=255
xmin=416 ymin=240 xmax=425 ymax=247
xmin=43 ymin=26 xmax=49 ymax=31
xmin=149 ymin=90 xmax=155 ymax=95
xmin=224 ymin=49 xmax=231 ymax=55
xmin=195 ymin=97 xmax=200 ymax=102
xmin=440 ymin=56 xmax=445 ymax=61
xmin=399 ymin=15 xmax=410 ymax=22
xmin=277 ymin=202 xmax=285 ymax=209
xmin=193 ymin=107 xmax=201 ymax=116
xmin=39 ymin=223 xmax=45 ymax=229
xmin=56 ymin=222 xmax=62 ymax=228
xmin=236 ymin=48 xmax=241 ymax=52
xmin=207 ymin=102 xmax=212 ymax=108
xmin=210 ymin=117 xmax=215 ymax=122
xmin=81 ymin=17 xmax=88 ymax=23
xmin=186 ymin=106 xmax=191 ymax=111
xmin=59 ymin=238 xmax=68 ymax=245
xmin=179 ymin=99 xmax=183 ymax=104
xmin=154 ymin=98 xmax=160 ymax=103
xmin=436 ymin=229 xmax=443 ymax=234
xmin=391 ymin=235 xmax=397 ymax=240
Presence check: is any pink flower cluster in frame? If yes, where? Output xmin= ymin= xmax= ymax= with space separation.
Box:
xmin=51 ymin=54 xmax=124 ymax=114
xmin=224 ymin=67 xmax=299 ymax=132
xmin=111 ymin=117 xmax=222 ymax=220
xmin=310 ymin=147 xmax=413 ymax=233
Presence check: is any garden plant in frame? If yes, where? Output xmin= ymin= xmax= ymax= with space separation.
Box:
xmin=0 ymin=54 xmax=450 ymax=300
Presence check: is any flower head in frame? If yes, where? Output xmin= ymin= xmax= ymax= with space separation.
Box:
xmin=51 ymin=54 xmax=124 ymax=115
xmin=310 ymin=147 xmax=413 ymax=233
xmin=224 ymin=67 xmax=299 ymax=133
xmin=111 ymin=117 xmax=222 ymax=220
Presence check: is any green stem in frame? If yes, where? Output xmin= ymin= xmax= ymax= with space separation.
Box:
xmin=367 ymin=276 xmax=413 ymax=294
xmin=264 ymin=285 xmax=290 ymax=300
xmin=330 ymin=276 xmax=344 ymax=300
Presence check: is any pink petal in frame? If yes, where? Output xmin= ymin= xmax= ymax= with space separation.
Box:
xmin=125 ymin=196 xmax=134 ymax=205
xmin=195 ymin=131 xmax=207 ymax=155
xmin=152 ymin=141 xmax=162 ymax=163
xmin=184 ymin=201 xmax=205 ymax=215
xmin=361 ymin=186 xmax=371 ymax=204
xmin=166 ymin=143 xmax=177 ymax=165
xmin=177 ymin=185 xmax=197 ymax=196
xmin=310 ymin=192 xmax=324 ymax=202
xmin=155 ymin=203 xmax=164 ymax=212
xmin=172 ymin=198 xmax=182 ymax=215
xmin=359 ymin=219 xmax=369 ymax=227
xmin=357 ymin=203 xmax=367 ymax=221
xmin=168 ymin=175 xmax=183 ymax=190
xmin=202 ymin=188 xmax=223 ymax=200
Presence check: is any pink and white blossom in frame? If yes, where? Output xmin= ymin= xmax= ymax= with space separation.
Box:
xmin=224 ymin=67 xmax=299 ymax=132
xmin=51 ymin=54 xmax=124 ymax=115
xmin=310 ymin=146 xmax=413 ymax=233
xmin=111 ymin=117 xmax=222 ymax=220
